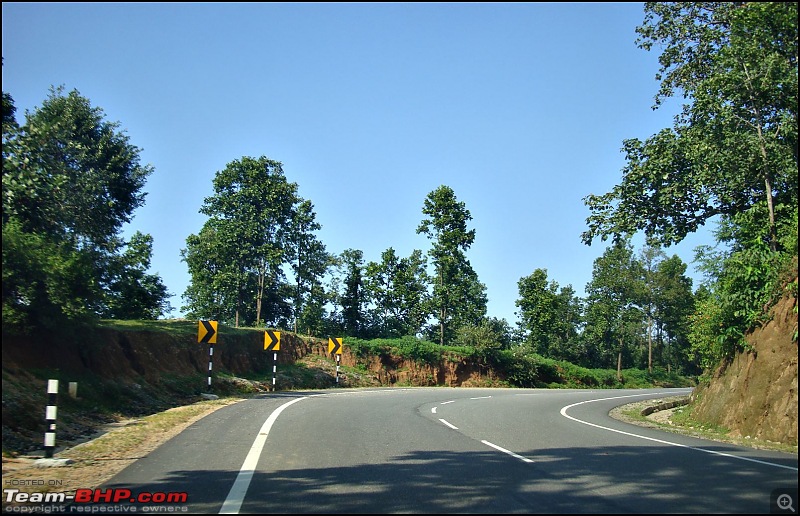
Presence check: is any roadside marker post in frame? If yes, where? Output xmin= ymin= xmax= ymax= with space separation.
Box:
xmin=264 ymin=330 xmax=281 ymax=391
xmin=44 ymin=379 xmax=58 ymax=458
xmin=198 ymin=321 xmax=218 ymax=391
xmin=328 ymin=337 xmax=343 ymax=386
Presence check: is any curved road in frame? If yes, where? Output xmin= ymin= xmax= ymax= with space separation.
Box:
xmin=81 ymin=387 xmax=797 ymax=513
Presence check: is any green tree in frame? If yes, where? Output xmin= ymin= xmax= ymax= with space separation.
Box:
xmin=516 ymin=269 xmax=583 ymax=363
xmin=687 ymin=284 xmax=728 ymax=370
xmin=638 ymin=245 xmax=666 ymax=373
xmin=365 ymin=247 xmax=431 ymax=338
xmin=653 ymin=254 xmax=696 ymax=374
xmin=289 ymin=200 xmax=331 ymax=335
xmin=581 ymin=3 xmax=797 ymax=361
xmin=582 ymin=2 xmax=798 ymax=251
xmin=337 ymin=249 xmax=372 ymax=338
xmin=101 ymin=231 xmax=173 ymax=320
xmin=583 ymin=240 xmax=646 ymax=378
xmin=417 ymin=185 xmax=487 ymax=345
xmin=2 ymin=86 xmax=168 ymax=329
xmin=182 ymin=156 xmax=299 ymax=327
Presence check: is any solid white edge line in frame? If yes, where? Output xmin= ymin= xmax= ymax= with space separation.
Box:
xmin=482 ymin=440 xmax=534 ymax=463
xmin=560 ymin=392 xmax=798 ymax=472
xmin=219 ymin=396 xmax=311 ymax=514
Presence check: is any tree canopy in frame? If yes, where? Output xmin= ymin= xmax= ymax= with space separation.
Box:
xmin=582 ymin=2 xmax=798 ymax=252
xmin=417 ymin=185 xmax=487 ymax=345
xmin=2 ymin=86 xmax=171 ymax=330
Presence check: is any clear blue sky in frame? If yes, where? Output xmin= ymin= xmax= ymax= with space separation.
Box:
xmin=2 ymin=2 xmax=716 ymax=325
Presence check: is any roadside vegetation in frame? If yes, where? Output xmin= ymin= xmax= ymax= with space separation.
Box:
xmin=2 ymin=3 xmax=796 ymax=454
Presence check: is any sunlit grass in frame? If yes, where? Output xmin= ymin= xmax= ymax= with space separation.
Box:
xmin=61 ymin=398 xmax=242 ymax=461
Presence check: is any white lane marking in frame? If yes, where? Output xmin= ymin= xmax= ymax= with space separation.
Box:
xmin=441 ymin=400 xmax=456 ymax=405
xmin=439 ymin=418 xmax=459 ymax=430
xmin=219 ymin=396 xmax=312 ymax=514
xmin=431 ymin=407 xmax=437 ymax=414
xmin=560 ymin=393 xmax=798 ymax=472
xmin=470 ymin=396 xmax=492 ymax=400
xmin=482 ymin=440 xmax=535 ymax=463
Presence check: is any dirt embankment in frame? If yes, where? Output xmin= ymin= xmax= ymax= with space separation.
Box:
xmin=1 ymin=327 xmax=495 ymax=454
xmin=691 ymin=285 xmax=798 ymax=446
xmin=2 ymin=283 xmax=797 ymax=457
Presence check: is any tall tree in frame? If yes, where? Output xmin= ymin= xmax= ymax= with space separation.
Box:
xmin=337 ymin=249 xmax=371 ymax=338
xmin=2 ymin=86 xmax=168 ymax=328
xmin=182 ymin=156 xmax=299 ymax=327
xmin=638 ymin=245 xmax=666 ymax=372
xmin=516 ymin=269 xmax=583 ymax=362
xmin=417 ymin=185 xmax=487 ymax=345
xmin=289 ymin=200 xmax=331 ymax=335
xmin=365 ymin=248 xmax=431 ymax=338
xmin=653 ymin=254 xmax=696 ymax=374
xmin=583 ymin=240 xmax=646 ymax=378
xmin=582 ymin=2 xmax=797 ymax=252
xmin=101 ymin=231 xmax=173 ymax=319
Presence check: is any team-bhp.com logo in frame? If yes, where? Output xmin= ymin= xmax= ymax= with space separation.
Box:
xmin=4 ymin=488 xmax=189 ymax=513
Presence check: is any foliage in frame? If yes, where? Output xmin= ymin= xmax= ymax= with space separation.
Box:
xmin=582 ymin=2 xmax=798 ymax=250
xmin=181 ymin=156 xmax=328 ymax=329
xmin=515 ymin=269 xmax=583 ymax=362
xmin=581 ymin=2 xmax=797 ymax=367
xmin=364 ymin=248 xmax=431 ymax=338
xmin=452 ymin=318 xmax=509 ymax=365
xmin=332 ymin=249 xmax=372 ymax=338
xmin=100 ymin=232 xmax=173 ymax=319
xmin=582 ymin=239 xmax=646 ymax=373
xmin=2 ymin=86 xmax=170 ymax=330
xmin=417 ymin=185 xmax=487 ymax=345
xmin=347 ymin=335 xmax=446 ymax=364
xmin=289 ymin=200 xmax=331 ymax=335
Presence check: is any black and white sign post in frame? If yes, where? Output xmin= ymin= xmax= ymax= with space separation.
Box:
xmin=198 ymin=321 xmax=218 ymax=391
xmin=44 ymin=379 xmax=58 ymax=458
xmin=264 ymin=330 xmax=281 ymax=392
xmin=328 ymin=337 xmax=343 ymax=386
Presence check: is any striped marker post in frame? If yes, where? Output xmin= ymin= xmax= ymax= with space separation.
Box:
xmin=328 ymin=337 xmax=342 ymax=387
xmin=208 ymin=345 xmax=214 ymax=391
xmin=272 ymin=352 xmax=278 ymax=392
xmin=44 ymin=379 xmax=58 ymax=458
xmin=198 ymin=321 xmax=218 ymax=392
xmin=264 ymin=330 xmax=280 ymax=392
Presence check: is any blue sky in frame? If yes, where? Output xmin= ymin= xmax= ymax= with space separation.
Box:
xmin=2 ymin=2 xmax=716 ymax=325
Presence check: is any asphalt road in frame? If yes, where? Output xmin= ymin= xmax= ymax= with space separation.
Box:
xmin=76 ymin=387 xmax=798 ymax=514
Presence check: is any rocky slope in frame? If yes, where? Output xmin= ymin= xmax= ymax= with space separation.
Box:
xmin=690 ymin=285 xmax=798 ymax=445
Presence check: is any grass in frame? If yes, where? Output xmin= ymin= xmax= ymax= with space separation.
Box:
xmin=61 ymin=398 xmax=242 ymax=461
xmin=615 ymin=397 xmax=798 ymax=454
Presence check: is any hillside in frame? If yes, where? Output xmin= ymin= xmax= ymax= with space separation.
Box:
xmin=1 ymin=326 xmax=500 ymax=455
xmin=690 ymin=285 xmax=798 ymax=445
xmin=2 ymin=290 xmax=797 ymax=457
